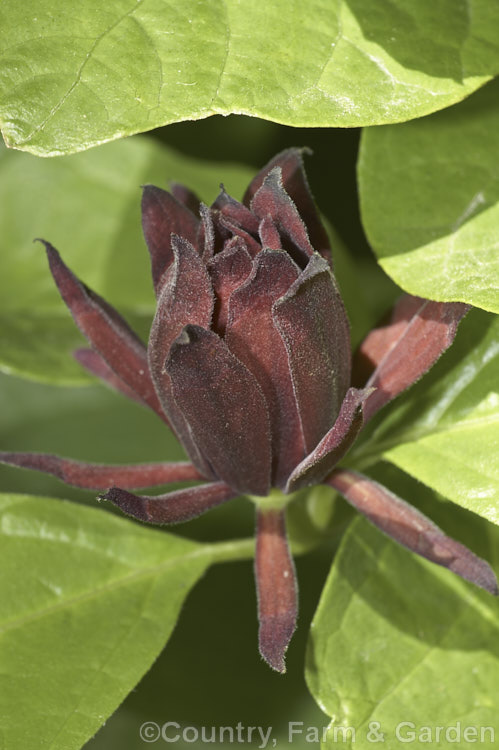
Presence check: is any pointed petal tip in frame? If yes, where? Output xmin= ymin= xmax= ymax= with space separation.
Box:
xmin=259 ymin=612 xmax=296 ymax=673
xmin=140 ymin=183 xmax=163 ymax=195
xmin=102 ymin=486 xmax=149 ymax=522
xmin=33 ymin=237 xmax=56 ymax=256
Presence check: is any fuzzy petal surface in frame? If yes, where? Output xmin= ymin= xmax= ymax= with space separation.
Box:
xmin=166 ymin=325 xmax=272 ymax=496
xmin=226 ymin=250 xmax=305 ymax=488
xmin=255 ymin=508 xmax=297 ymax=673
xmin=273 ymin=253 xmax=350 ymax=454
xmin=148 ymin=235 xmax=215 ymax=475
xmin=103 ymin=481 xmax=236 ymax=524
xmin=250 ymin=169 xmax=314 ymax=266
xmin=354 ymin=295 xmax=470 ymax=422
xmin=0 ymin=452 xmax=203 ymax=490
xmin=141 ymin=185 xmax=199 ymax=295
xmin=286 ymin=387 xmax=371 ymax=492
xmin=328 ymin=470 xmax=498 ymax=595
xmin=43 ymin=242 xmax=165 ymax=420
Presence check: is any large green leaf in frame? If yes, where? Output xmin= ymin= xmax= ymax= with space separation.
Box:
xmin=351 ymin=310 xmax=499 ymax=526
xmin=0 ymin=493 xmax=254 ymax=750
xmin=0 ymin=494 xmax=209 ymax=750
xmin=306 ymin=510 xmax=499 ymax=749
xmin=1 ymin=1 xmax=498 ymax=155
xmin=0 ymin=137 xmax=254 ymax=383
xmin=359 ymin=79 xmax=499 ymax=313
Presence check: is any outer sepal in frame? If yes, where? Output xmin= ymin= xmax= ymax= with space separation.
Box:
xmin=328 ymin=469 xmax=498 ymax=595
xmin=286 ymin=388 xmax=372 ymax=493
xmin=102 ymin=482 xmax=236 ymax=524
xmin=42 ymin=241 xmax=166 ymax=421
xmin=0 ymin=452 xmax=203 ymax=490
xmin=353 ymin=295 xmax=470 ymax=422
xmin=255 ymin=507 xmax=297 ymax=673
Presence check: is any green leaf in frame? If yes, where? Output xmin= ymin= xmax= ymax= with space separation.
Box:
xmin=359 ymin=79 xmax=499 ymax=313
xmin=0 ymin=137 xmax=253 ymax=383
xmin=0 ymin=493 xmax=253 ymax=750
xmin=351 ymin=310 xmax=499 ymax=526
xmin=306 ymin=511 xmax=499 ymax=749
xmin=1 ymin=1 xmax=499 ymax=155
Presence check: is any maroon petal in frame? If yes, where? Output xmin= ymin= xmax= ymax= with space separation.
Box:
xmin=42 ymin=242 xmax=166 ymax=421
xmin=243 ymin=148 xmax=331 ymax=261
xmin=328 ymin=470 xmax=498 ymax=595
xmin=207 ymin=239 xmax=253 ymax=336
xmin=102 ymin=481 xmax=236 ymax=524
xmin=354 ymin=295 xmax=470 ymax=423
xmin=250 ymin=168 xmax=314 ymax=267
xmin=273 ymin=253 xmax=351 ymax=454
xmin=165 ymin=325 xmax=272 ymax=496
xmin=197 ymin=203 xmax=216 ymax=259
xmin=218 ymin=216 xmax=262 ymax=257
xmin=225 ymin=250 xmax=306 ymax=488
xmin=0 ymin=451 xmax=204 ymax=490
xmin=255 ymin=507 xmax=297 ymax=673
xmin=148 ymin=235 xmax=214 ymax=476
xmin=286 ymin=387 xmax=372 ymax=493
xmin=141 ymin=185 xmax=200 ymax=295
xmin=258 ymin=215 xmax=282 ymax=250
xmin=170 ymin=182 xmax=201 ymax=216
xmin=212 ymin=186 xmax=260 ymax=235
xmin=74 ymin=348 xmax=142 ymax=404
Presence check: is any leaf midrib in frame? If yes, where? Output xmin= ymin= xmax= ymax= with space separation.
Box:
xmin=0 ymin=536 xmax=254 ymax=636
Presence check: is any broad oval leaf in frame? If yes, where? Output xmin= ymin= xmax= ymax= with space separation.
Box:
xmin=0 ymin=137 xmax=253 ymax=383
xmin=0 ymin=493 xmax=213 ymax=750
xmin=307 ymin=512 xmax=499 ymax=749
xmin=351 ymin=310 xmax=499 ymax=526
xmin=1 ymin=0 xmax=499 ymax=155
xmin=359 ymin=79 xmax=499 ymax=313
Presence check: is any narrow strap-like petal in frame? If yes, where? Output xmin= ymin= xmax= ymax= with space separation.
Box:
xmin=225 ymin=250 xmax=306 ymax=488
xmin=141 ymin=185 xmax=200 ymax=295
xmin=0 ymin=452 xmax=204 ymax=490
xmin=148 ymin=235 xmax=215 ymax=476
xmin=42 ymin=242 xmax=166 ymax=421
xmin=197 ymin=203 xmax=217 ymax=259
xmin=166 ymin=325 xmax=272 ymax=496
xmin=353 ymin=295 xmax=470 ymax=423
xmin=255 ymin=507 xmax=298 ymax=673
xmin=243 ymin=148 xmax=331 ymax=262
xmin=250 ymin=168 xmax=314 ymax=266
xmin=207 ymin=239 xmax=253 ymax=336
xmin=328 ymin=469 xmax=498 ymax=595
xmin=273 ymin=253 xmax=351 ymax=454
xmin=102 ymin=481 xmax=236 ymax=524
xmin=286 ymin=388 xmax=372 ymax=493
xmin=74 ymin=348 xmax=143 ymax=404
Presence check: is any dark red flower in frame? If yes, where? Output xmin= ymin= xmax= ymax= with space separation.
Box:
xmin=1 ymin=149 xmax=496 ymax=672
